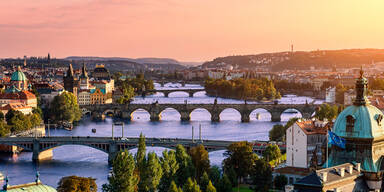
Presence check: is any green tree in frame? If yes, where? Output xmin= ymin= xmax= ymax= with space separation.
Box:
xmin=175 ymin=145 xmax=195 ymax=186
xmin=183 ymin=178 xmax=200 ymax=192
xmin=208 ymin=166 xmax=221 ymax=189
xmin=206 ymin=181 xmax=216 ymax=192
xmin=117 ymin=84 xmax=135 ymax=104
xmin=269 ymin=124 xmax=285 ymax=141
xmin=189 ymin=145 xmax=210 ymax=181
xmin=263 ymin=144 xmax=282 ymax=162
xmin=136 ymin=133 xmax=147 ymax=192
xmin=49 ymin=92 xmax=81 ymax=123
xmin=168 ymin=181 xmax=183 ymax=192
xmin=285 ymin=118 xmax=299 ymax=129
xmin=273 ymin=175 xmax=288 ymax=190
xmin=223 ymin=141 xmax=258 ymax=182
xmin=199 ymin=172 xmax=209 ymax=192
xmin=159 ymin=150 xmax=179 ymax=192
xmin=29 ymin=113 xmax=42 ymax=128
xmin=250 ymin=159 xmax=272 ymax=192
xmin=0 ymin=122 xmax=10 ymax=137
xmin=32 ymin=107 xmax=43 ymax=119
xmin=5 ymin=109 xmax=22 ymax=124
xmin=315 ymin=104 xmax=338 ymax=121
xmin=102 ymin=150 xmax=139 ymax=192
xmin=57 ymin=175 xmax=97 ymax=192
xmin=140 ymin=152 xmax=163 ymax=192
xmin=0 ymin=111 xmax=4 ymax=121
xmin=217 ymin=174 xmax=232 ymax=192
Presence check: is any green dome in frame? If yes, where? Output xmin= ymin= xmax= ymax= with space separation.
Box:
xmin=333 ymin=104 xmax=384 ymax=139
xmin=11 ymin=67 xmax=27 ymax=82
xmin=4 ymin=183 xmax=57 ymax=192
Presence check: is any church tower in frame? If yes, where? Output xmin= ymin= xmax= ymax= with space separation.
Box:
xmin=329 ymin=68 xmax=384 ymax=190
xmin=64 ymin=63 xmax=75 ymax=93
xmin=79 ymin=62 xmax=89 ymax=90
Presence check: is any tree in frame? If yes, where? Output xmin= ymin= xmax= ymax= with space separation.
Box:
xmin=29 ymin=113 xmax=42 ymax=128
xmin=0 ymin=111 xmax=4 ymax=121
xmin=315 ymin=104 xmax=338 ymax=121
xmin=0 ymin=122 xmax=10 ymax=137
xmin=159 ymin=150 xmax=179 ymax=192
xmin=199 ymin=172 xmax=209 ymax=192
xmin=5 ymin=109 xmax=22 ymax=124
xmin=168 ymin=181 xmax=183 ymax=192
xmin=49 ymin=92 xmax=81 ymax=123
xmin=136 ymin=133 xmax=147 ymax=192
xmin=57 ymin=175 xmax=97 ymax=192
xmin=217 ymin=174 xmax=232 ymax=192
xmin=263 ymin=144 xmax=282 ymax=162
xmin=206 ymin=181 xmax=216 ymax=192
xmin=32 ymin=107 xmax=43 ymax=119
xmin=223 ymin=141 xmax=258 ymax=182
xmin=208 ymin=166 xmax=221 ymax=189
xmin=273 ymin=175 xmax=288 ymax=190
xmin=140 ymin=152 xmax=163 ymax=192
xmin=175 ymin=145 xmax=195 ymax=186
xmin=183 ymin=178 xmax=200 ymax=192
xmin=189 ymin=145 xmax=210 ymax=181
xmin=250 ymin=159 xmax=272 ymax=192
xmin=117 ymin=84 xmax=135 ymax=104
xmin=269 ymin=124 xmax=285 ymax=141
xmin=102 ymin=150 xmax=139 ymax=192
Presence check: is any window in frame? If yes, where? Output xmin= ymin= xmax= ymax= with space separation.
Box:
xmin=375 ymin=114 xmax=383 ymax=126
xmin=346 ymin=115 xmax=355 ymax=133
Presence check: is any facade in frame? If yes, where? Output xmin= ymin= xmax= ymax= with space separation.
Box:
xmin=286 ymin=119 xmax=328 ymax=169
xmin=10 ymin=66 xmax=29 ymax=91
xmin=325 ymin=87 xmax=336 ymax=104
xmin=79 ymin=63 xmax=90 ymax=90
xmin=90 ymin=88 xmax=112 ymax=104
xmin=78 ymin=90 xmax=91 ymax=105
xmin=92 ymin=64 xmax=111 ymax=80
xmin=93 ymin=80 xmax=114 ymax=94
xmin=63 ymin=63 xmax=78 ymax=96
xmin=343 ymin=89 xmax=355 ymax=106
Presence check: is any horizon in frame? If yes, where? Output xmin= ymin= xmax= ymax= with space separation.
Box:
xmin=1 ymin=0 xmax=384 ymax=62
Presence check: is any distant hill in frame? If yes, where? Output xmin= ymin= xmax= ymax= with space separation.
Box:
xmin=65 ymin=56 xmax=187 ymax=71
xmin=201 ymin=49 xmax=384 ymax=71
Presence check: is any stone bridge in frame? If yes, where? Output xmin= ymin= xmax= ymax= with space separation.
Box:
xmin=155 ymin=80 xmax=205 ymax=87
xmin=81 ymin=102 xmax=319 ymax=122
xmin=145 ymin=88 xmax=206 ymax=97
xmin=0 ymin=136 xmax=284 ymax=164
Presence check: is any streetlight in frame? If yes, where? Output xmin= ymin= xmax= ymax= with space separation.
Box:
xmin=47 ymin=119 xmax=50 ymax=137
xmin=112 ymin=123 xmax=114 ymax=140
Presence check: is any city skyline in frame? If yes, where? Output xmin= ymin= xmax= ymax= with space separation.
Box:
xmin=1 ymin=0 xmax=384 ymax=61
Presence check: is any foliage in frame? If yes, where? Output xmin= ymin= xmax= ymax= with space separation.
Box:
xmin=250 ymin=159 xmax=272 ymax=192
xmin=168 ymin=181 xmax=183 ymax=192
xmin=140 ymin=152 xmax=163 ymax=192
xmin=183 ymin=178 xmax=201 ymax=192
xmin=117 ymin=84 xmax=135 ymax=104
xmin=0 ymin=111 xmax=4 ymax=121
xmin=49 ymin=92 xmax=81 ymax=123
xmin=263 ymin=144 xmax=282 ymax=162
xmin=32 ymin=107 xmax=44 ymax=119
xmin=0 ymin=122 xmax=10 ymax=137
xmin=159 ymin=150 xmax=179 ymax=192
xmin=268 ymin=124 xmax=285 ymax=142
xmin=102 ymin=150 xmax=139 ymax=192
xmin=208 ymin=166 xmax=221 ymax=188
xmin=57 ymin=175 xmax=97 ymax=192
xmin=189 ymin=144 xmax=210 ymax=181
xmin=336 ymin=84 xmax=347 ymax=104
xmin=217 ymin=174 xmax=232 ymax=192
xmin=4 ymin=109 xmax=42 ymax=134
xmin=136 ymin=133 xmax=147 ymax=192
xmin=117 ymin=74 xmax=155 ymax=96
xmin=225 ymin=167 xmax=238 ymax=187
xmin=206 ymin=181 xmax=216 ymax=192
xmin=205 ymin=78 xmax=280 ymax=100
xmin=315 ymin=103 xmax=338 ymax=121
xmin=223 ymin=141 xmax=258 ymax=180
xmin=274 ymin=80 xmax=314 ymax=91
xmin=199 ymin=172 xmax=209 ymax=192
xmin=175 ymin=145 xmax=195 ymax=186
xmin=273 ymin=175 xmax=288 ymax=190
xmin=370 ymin=78 xmax=384 ymax=90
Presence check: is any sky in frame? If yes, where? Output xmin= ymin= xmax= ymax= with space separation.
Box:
xmin=1 ymin=0 xmax=384 ymax=62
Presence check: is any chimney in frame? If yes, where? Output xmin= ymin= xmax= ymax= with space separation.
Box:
xmin=338 ymin=167 xmax=345 ymax=177
xmin=348 ymin=165 xmax=353 ymax=174
xmin=355 ymin=163 xmax=361 ymax=172
xmin=320 ymin=172 xmax=328 ymax=182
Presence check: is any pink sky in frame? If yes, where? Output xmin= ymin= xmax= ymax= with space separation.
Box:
xmin=1 ymin=0 xmax=384 ymax=61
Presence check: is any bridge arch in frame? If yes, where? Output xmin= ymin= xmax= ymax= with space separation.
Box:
xmin=249 ymin=108 xmax=272 ymax=121
xmin=219 ymin=108 xmax=241 ymax=121
xmin=167 ymin=91 xmax=190 ymax=97
xmin=190 ymin=108 xmax=212 ymax=121
xmin=159 ymin=107 xmax=181 ymax=121
xmin=130 ymin=108 xmax=151 ymax=121
xmin=280 ymin=108 xmax=303 ymax=121
xmin=191 ymin=91 xmax=206 ymax=97
xmin=39 ymin=143 xmax=110 ymax=154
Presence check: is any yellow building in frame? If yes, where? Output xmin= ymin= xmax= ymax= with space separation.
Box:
xmin=90 ymin=88 xmax=112 ymax=104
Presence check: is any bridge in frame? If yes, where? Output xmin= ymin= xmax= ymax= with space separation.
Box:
xmin=155 ymin=80 xmax=205 ymax=87
xmin=145 ymin=88 xmax=206 ymax=97
xmin=81 ymin=102 xmax=319 ymax=122
xmin=0 ymin=136 xmax=285 ymax=163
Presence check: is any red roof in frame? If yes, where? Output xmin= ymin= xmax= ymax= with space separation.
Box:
xmin=0 ymin=90 xmax=36 ymax=100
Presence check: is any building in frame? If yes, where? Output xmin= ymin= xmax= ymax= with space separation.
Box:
xmin=79 ymin=63 xmax=90 ymax=90
xmin=92 ymin=64 xmax=111 ymax=80
xmin=63 ymin=63 xmax=78 ymax=96
xmin=1 ymin=174 xmax=56 ymax=192
xmin=93 ymin=80 xmax=114 ymax=94
xmin=343 ymin=89 xmax=355 ymax=106
xmin=325 ymin=87 xmax=336 ymax=104
xmin=78 ymin=90 xmax=91 ymax=105
xmin=10 ymin=66 xmax=29 ymax=91
xmin=90 ymin=88 xmax=112 ymax=104
xmin=294 ymin=69 xmax=384 ymax=191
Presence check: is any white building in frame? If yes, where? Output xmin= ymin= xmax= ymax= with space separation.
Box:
xmin=325 ymin=87 xmax=336 ymax=104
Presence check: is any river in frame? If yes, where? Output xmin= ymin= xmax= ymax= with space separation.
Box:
xmin=0 ymin=83 xmax=324 ymax=190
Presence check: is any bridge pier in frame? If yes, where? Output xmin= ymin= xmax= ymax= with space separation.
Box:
xmin=188 ymin=92 xmax=194 ymax=97
xmin=32 ymin=140 xmax=53 ymax=162
xmin=180 ymin=112 xmax=191 ymax=121
xmin=182 ymin=82 xmax=186 ymax=87
xmin=160 ymin=81 xmax=164 ymax=87
xmin=92 ymin=112 xmax=105 ymax=121
xmin=271 ymin=111 xmax=282 ymax=122
xmin=211 ymin=113 xmax=220 ymax=122
xmin=164 ymin=92 xmax=169 ymax=97
xmin=150 ymin=112 xmax=160 ymax=121
xmin=302 ymin=112 xmax=312 ymax=119
xmin=121 ymin=111 xmax=132 ymax=121
xmin=241 ymin=113 xmax=250 ymax=123
xmin=108 ymin=142 xmax=118 ymax=165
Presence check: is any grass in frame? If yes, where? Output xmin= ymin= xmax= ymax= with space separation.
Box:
xmin=232 ymin=184 xmax=253 ymax=192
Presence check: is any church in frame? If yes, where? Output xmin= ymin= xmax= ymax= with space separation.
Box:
xmin=294 ymin=69 xmax=384 ymax=191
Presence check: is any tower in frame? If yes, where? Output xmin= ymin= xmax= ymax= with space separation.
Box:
xmin=79 ymin=61 xmax=89 ymax=90
xmin=64 ymin=63 xmax=75 ymax=93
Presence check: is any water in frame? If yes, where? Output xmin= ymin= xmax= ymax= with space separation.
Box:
xmin=0 ymin=83 xmax=323 ymax=190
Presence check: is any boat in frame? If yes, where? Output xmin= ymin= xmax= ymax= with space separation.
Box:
xmin=92 ymin=128 xmax=96 ymax=133
xmin=256 ymin=113 xmax=261 ymax=120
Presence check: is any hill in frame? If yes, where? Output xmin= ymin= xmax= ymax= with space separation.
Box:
xmin=201 ymin=49 xmax=384 ymax=71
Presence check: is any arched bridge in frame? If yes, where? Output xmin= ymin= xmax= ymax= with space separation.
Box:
xmin=0 ymin=136 xmax=285 ymax=164
xmin=145 ymin=88 xmax=206 ymax=97
xmin=82 ymin=102 xmax=319 ymax=122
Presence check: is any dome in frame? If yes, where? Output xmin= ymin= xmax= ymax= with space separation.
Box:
xmin=333 ymin=104 xmax=384 ymax=139
xmin=11 ymin=67 xmax=27 ymax=82
xmin=6 ymin=183 xmax=57 ymax=192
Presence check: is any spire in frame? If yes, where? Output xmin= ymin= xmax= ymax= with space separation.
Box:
xmin=35 ymin=171 xmax=41 ymax=184
xmin=67 ymin=62 xmax=74 ymax=77
xmin=354 ymin=66 xmax=369 ymax=106
xmin=81 ymin=61 xmax=88 ymax=78
xmin=3 ymin=176 xmax=9 ymax=190
xmin=17 ymin=66 xmax=22 ymax=71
